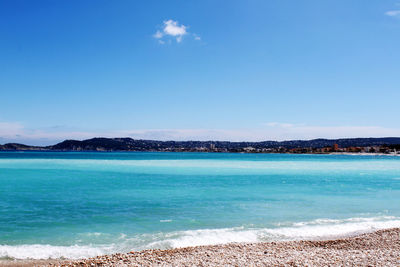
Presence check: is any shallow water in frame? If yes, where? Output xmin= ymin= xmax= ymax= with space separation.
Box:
xmin=0 ymin=152 xmax=399 ymax=259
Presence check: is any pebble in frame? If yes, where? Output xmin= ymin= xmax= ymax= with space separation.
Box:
xmin=23 ymin=228 xmax=400 ymax=267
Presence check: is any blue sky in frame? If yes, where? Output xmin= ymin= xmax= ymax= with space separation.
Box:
xmin=1 ymin=0 xmax=400 ymax=145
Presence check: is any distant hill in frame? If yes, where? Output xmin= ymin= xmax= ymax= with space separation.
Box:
xmin=0 ymin=143 xmax=47 ymax=151
xmin=1 ymin=137 xmax=400 ymax=152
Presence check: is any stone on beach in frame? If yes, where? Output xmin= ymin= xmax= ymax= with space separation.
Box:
xmin=38 ymin=228 xmax=400 ymax=267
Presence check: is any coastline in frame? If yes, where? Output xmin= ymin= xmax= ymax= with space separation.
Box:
xmin=0 ymin=150 xmax=399 ymax=156
xmin=1 ymin=136 xmax=400 ymax=154
xmin=3 ymin=228 xmax=399 ymax=267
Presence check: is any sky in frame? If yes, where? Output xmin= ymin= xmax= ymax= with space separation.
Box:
xmin=1 ymin=0 xmax=400 ymax=145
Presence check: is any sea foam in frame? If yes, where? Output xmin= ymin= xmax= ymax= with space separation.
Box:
xmin=0 ymin=244 xmax=113 ymax=260
xmin=2 ymin=216 xmax=397 ymax=260
xmin=145 ymin=216 xmax=400 ymax=249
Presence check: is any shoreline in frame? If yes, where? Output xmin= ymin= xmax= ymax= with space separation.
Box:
xmin=329 ymin=152 xmax=400 ymax=156
xmin=0 ymin=150 xmax=399 ymax=156
xmin=2 ymin=228 xmax=399 ymax=266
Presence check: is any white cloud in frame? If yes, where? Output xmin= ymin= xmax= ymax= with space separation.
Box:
xmin=385 ymin=10 xmax=400 ymax=16
xmin=154 ymin=19 xmax=200 ymax=43
xmin=153 ymin=19 xmax=187 ymax=43
xmin=163 ymin=20 xmax=187 ymax=37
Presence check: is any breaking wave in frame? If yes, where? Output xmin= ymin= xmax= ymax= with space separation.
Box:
xmin=1 ymin=216 xmax=399 ymax=260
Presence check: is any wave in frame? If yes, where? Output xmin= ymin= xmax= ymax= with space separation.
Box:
xmin=145 ymin=216 xmax=400 ymax=249
xmin=1 ymin=216 xmax=400 ymax=260
xmin=0 ymin=244 xmax=114 ymax=260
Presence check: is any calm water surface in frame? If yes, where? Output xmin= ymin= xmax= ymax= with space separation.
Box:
xmin=0 ymin=152 xmax=399 ymax=259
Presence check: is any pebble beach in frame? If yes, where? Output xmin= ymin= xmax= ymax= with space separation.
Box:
xmin=2 ymin=228 xmax=397 ymax=267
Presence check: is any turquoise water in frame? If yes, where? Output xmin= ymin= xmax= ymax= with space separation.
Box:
xmin=1 ymin=152 xmax=400 ymax=259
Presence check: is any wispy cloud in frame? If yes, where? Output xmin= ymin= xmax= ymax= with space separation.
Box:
xmin=2 ymin=121 xmax=400 ymax=146
xmin=263 ymin=122 xmax=299 ymax=128
xmin=0 ymin=122 xmax=25 ymax=138
xmin=260 ymin=122 xmax=400 ymax=140
xmin=153 ymin=30 xmax=164 ymax=39
xmin=0 ymin=122 xmax=98 ymax=145
xmin=153 ymin=19 xmax=200 ymax=44
xmin=193 ymin=34 xmax=201 ymax=41
xmin=385 ymin=10 xmax=400 ymax=17
xmin=122 ymin=124 xmax=400 ymax=142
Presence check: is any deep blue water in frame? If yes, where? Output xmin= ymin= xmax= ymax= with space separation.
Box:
xmin=0 ymin=152 xmax=400 ymax=259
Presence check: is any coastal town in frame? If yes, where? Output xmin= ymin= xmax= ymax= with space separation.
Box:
xmin=183 ymin=143 xmax=400 ymax=154
xmin=1 ymin=137 xmax=399 ymax=155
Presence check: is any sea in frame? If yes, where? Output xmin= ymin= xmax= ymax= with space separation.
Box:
xmin=0 ymin=151 xmax=400 ymax=260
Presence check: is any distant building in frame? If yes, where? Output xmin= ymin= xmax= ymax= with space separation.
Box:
xmin=333 ymin=143 xmax=339 ymax=151
xmin=243 ymin=146 xmax=256 ymax=152
xmin=210 ymin=143 xmax=216 ymax=150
